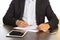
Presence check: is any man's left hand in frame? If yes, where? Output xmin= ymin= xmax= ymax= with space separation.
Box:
xmin=37 ymin=23 xmax=50 ymax=32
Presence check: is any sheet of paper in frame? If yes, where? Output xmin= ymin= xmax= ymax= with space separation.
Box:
xmin=14 ymin=25 xmax=39 ymax=32
xmin=27 ymin=29 xmax=39 ymax=32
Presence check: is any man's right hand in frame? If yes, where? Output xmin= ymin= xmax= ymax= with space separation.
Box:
xmin=16 ymin=20 xmax=28 ymax=28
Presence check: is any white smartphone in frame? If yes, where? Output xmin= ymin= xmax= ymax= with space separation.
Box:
xmin=6 ymin=30 xmax=27 ymax=37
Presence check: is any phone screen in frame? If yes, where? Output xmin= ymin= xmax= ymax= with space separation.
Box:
xmin=9 ymin=31 xmax=24 ymax=36
xmin=6 ymin=30 xmax=27 ymax=37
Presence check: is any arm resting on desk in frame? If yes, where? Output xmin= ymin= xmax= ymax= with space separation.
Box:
xmin=45 ymin=0 xmax=59 ymax=32
xmin=3 ymin=0 xmax=17 ymax=27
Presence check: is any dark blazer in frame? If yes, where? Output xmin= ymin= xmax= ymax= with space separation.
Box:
xmin=3 ymin=0 xmax=59 ymax=32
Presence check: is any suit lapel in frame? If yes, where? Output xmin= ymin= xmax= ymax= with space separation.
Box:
xmin=36 ymin=0 xmax=41 ymax=15
xmin=36 ymin=0 xmax=42 ymax=25
xmin=19 ymin=0 xmax=25 ymax=19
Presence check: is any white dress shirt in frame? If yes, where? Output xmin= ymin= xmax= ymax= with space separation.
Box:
xmin=22 ymin=0 xmax=36 ymax=26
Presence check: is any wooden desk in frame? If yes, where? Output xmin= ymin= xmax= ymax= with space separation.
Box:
xmin=0 ymin=24 xmax=60 ymax=40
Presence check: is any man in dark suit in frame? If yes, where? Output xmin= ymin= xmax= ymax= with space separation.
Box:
xmin=3 ymin=0 xmax=59 ymax=32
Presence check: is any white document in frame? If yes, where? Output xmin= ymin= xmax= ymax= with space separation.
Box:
xmin=14 ymin=25 xmax=39 ymax=32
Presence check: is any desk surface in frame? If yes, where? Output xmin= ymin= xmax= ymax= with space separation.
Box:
xmin=0 ymin=23 xmax=60 ymax=40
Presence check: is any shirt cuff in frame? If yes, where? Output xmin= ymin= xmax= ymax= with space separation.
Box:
xmin=16 ymin=20 xmax=19 ymax=25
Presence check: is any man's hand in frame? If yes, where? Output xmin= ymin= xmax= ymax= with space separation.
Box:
xmin=16 ymin=20 xmax=28 ymax=28
xmin=37 ymin=23 xmax=50 ymax=32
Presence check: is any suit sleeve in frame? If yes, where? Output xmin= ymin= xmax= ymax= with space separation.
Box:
xmin=45 ymin=0 xmax=59 ymax=31
xmin=3 ymin=0 xmax=17 ymax=27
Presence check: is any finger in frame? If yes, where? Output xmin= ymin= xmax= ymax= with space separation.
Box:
xmin=37 ymin=26 xmax=42 ymax=31
xmin=43 ymin=29 xmax=49 ymax=32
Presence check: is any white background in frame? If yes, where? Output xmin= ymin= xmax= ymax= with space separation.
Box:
xmin=0 ymin=0 xmax=60 ymax=23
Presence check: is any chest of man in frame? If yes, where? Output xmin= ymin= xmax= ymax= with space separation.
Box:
xmin=14 ymin=0 xmax=47 ymax=25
